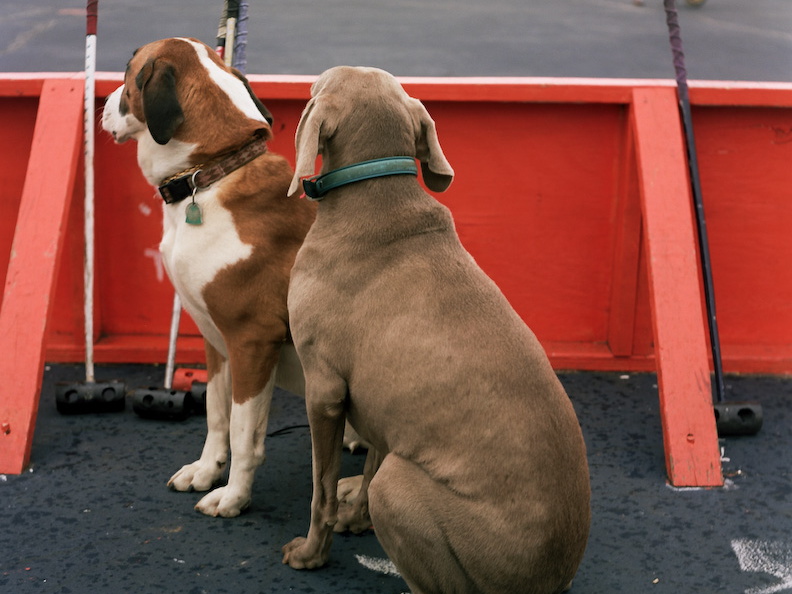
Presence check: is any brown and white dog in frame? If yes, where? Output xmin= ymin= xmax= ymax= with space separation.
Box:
xmin=101 ymin=37 xmax=316 ymax=517
xmin=282 ymin=66 xmax=591 ymax=593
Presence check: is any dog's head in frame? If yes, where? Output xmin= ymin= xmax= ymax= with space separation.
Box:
xmin=102 ymin=37 xmax=272 ymax=152
xmin=289 ymin=66 xmax=454 ymax=197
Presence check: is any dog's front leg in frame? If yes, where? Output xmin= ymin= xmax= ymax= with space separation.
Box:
xmin=336 ymin=447 xmax=382 ymax=534
xmin=194 ymin=342 xmax=278 ymax=517
xmin=168 ymin=343 xmax=230 ymax=492
xmin=282 ymin=373 xmax=347 ymax=569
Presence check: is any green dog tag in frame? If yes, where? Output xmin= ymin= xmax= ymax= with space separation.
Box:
xmin=185 ymin=202 xmax=203 ymax=225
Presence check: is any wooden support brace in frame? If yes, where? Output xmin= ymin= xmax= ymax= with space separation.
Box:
xmin=0 ymin=79 xmax=83 ymax=474
xmin=631 ymin=87 xmax=723 ymax=487
xmin=608 ymin=115 xmax=643 ymax=357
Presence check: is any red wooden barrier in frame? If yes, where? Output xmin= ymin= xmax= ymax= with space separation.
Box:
xmin=2 ymin=73 xmax=791 ymax=485
xmin=0 ymin=79 xmax=83 ymax=473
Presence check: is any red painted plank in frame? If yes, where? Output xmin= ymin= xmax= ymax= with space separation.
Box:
xmin=0 ymin=99 xmax=37 ymax=304
xmin=0 ymin=79 xmax=83 ymax=474
xmin=631 ymin=87 xmax=722 ymax=488
xmin=692 ymin=106 xmax=792 ymax=353
xmin=44 ymin=334 xmax=207 ymax=366
xmin=608 ymin=114 xmax=643 ymax=357
xmin=1 ymin=75 xmax=790 ymax=374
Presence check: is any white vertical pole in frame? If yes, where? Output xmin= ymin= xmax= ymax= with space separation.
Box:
xmin=164 ymin=293 xmax=182 ymax=390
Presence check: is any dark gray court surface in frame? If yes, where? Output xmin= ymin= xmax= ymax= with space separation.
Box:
xmin=2 ymin=2 xmax=791 ymax=593
xmin=0 ymin=0 xmax=790 ymax=81
xmin=2 ymin=366 xmax=791 ymax=593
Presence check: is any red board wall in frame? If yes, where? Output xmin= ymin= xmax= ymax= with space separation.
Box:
xmin=1 ymin=74 xmax=791 ymax=374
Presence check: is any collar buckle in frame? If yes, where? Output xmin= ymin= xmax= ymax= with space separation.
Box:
xmin=302 ymin=175 xmax=323 ymax=200
xmin=159 ymin=172 xmax=197 ymax=204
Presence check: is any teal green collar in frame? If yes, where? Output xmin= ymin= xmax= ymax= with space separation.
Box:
xmin=302 ymin=156 xmax=418 ymax=201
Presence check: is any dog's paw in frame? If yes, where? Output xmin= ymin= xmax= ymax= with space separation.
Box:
xmin=335 ymin=475 xmax=372 ymax=534
xmin=282 ymin=536 xmax=330 ymax=570
xmin=194 ymin=486 xmax=250 ymax=518
xmin=337 ymin=475 xmax=364 ymax=503
xmin=335 ymin=499 xmax=373 ymax=534
xmin=167 ymin=460 xmax=224 ymax=492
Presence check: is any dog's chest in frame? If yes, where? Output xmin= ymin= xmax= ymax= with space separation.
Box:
xmin=159 ymin=186 xmax=252 ymax=355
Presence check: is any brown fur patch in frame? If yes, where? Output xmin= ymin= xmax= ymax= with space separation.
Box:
xmin=124 ymin=38 xmax=271 ymax=160
xmin=123 ymin=37 xmax=317 ymax=402
xmin=200 ymin=153 xmax=316 ymax=403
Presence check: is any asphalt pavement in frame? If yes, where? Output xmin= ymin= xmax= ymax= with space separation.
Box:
xmin=2 ymin=366 xmax=791 ymax=594
xmin=0 ymin=0 xmax=790 ymax=81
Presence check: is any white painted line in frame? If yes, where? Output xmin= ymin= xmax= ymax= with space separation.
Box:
xmin=355 ymin=554 xmax=401 ymax=578
xmin=666 ymin=478 xmax=739 ymax=492
xmin=732 ymin=539 xmax=792 ymax=594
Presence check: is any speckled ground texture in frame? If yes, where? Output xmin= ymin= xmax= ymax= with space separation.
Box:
xmin=2 ymin=366 xmax=791 ymax=594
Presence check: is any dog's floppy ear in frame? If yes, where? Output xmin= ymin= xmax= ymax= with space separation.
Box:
xmin=409 ymin=98 xmax=454 ymax=193
xmin=288 ymin=96 xmax=336 ymax=197
xmin=232 ymin=67 xmax=274 ymax=127
xmin=136 ymin=58 xmax=184 ymax=145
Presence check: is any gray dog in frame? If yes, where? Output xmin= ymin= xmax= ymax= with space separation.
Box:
xmin=282 ymin=66 xmax=590 ymax=594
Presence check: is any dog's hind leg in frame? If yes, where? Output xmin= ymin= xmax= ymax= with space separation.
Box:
xmin=370 ymin=454 xmax=574 ymax=594
xmin=168 ymin=341 xmax=231 ymax=493
xmin=194 ymin=339 xmax=280 ymax=517
xmin=366 ymin=453 xmax=480 ymax=594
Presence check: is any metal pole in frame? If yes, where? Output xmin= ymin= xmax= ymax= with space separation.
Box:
xmin=84 ymin=0 xmax=98 ymax=383
xmin=164 ymin=293 xmax=182 ymax=390
xmin=233 ymin=1 xmax=248 ymax=74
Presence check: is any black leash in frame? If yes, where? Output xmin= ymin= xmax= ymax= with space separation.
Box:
xmin=663 ymin=1 xmax=762 ymax=436
xmin=663 ymin=0 xmax=725 ymax=404
xmin=267 ymin=424 xmax=310 ymax=438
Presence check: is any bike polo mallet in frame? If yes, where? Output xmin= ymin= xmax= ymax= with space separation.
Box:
xmin=130 ymin=293 xmax=196 ymax=421
xmin=663 ymin=0 xmax=762 ymax=436
xmin=56 ymin=0 xmax=126 ymax=414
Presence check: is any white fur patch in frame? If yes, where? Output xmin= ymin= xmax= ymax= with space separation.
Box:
xmin=178 ymin=38 xmax=268 ymax=123
xmin=136 ymin=135 xmax=195 ymax=186
xmin=159 ymin=184 xmax=252 ymax=357
xmin=101 ymin=86 xmax=146 ymax=144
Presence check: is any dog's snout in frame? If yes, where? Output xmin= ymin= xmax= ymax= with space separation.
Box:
xmin=101 ymin=85 xmax=145 ymax=144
